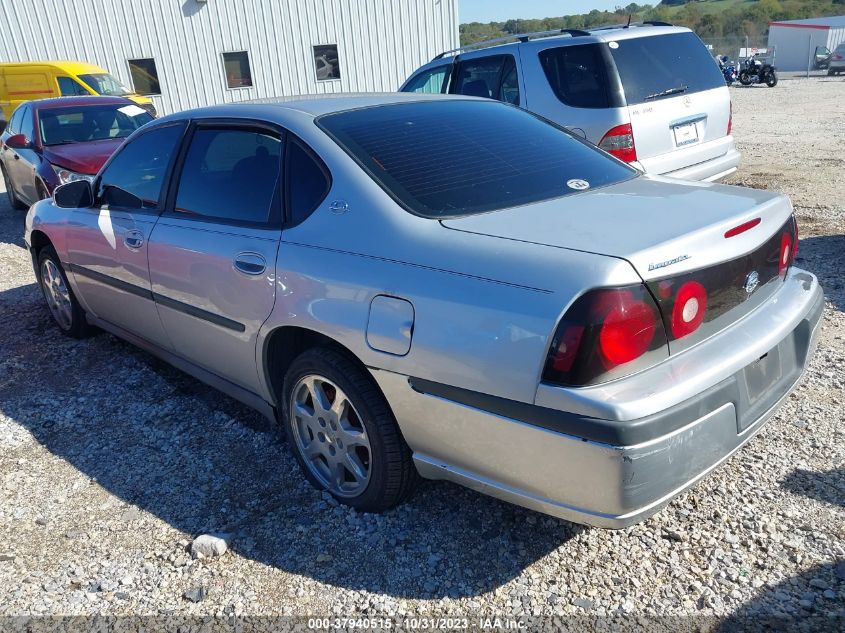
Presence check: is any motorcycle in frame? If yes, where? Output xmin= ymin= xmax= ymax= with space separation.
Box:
xmin=739 ymin=54 xmax=778 ymax=87
xmin=718 ymin=55 xmax=738 ymax=86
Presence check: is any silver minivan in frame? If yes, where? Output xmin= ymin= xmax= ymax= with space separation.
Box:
xmin=400 ymin=23 xmax=740 ymax=181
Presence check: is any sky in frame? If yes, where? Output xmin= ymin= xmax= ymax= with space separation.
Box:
xmin=459 ymin=1 xmax=632 ymax=23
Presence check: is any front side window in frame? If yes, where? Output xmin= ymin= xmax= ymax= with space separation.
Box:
xmin=314 ymin=45 xmax=341 ymax=81
xmin=609 ymin=32 xmax=726 ymax=104
xmin=540 ymin=44 xmax=613 ymax=109
xmin=57 ymin=76 xmax=89 ymax=96
xmin=222 ymin=51 xmax=253 ymax=89
xmin=97 ymin=123 xmax=184 ymax=209
xmin=174 ymin=127 xmax=281 ymax=224
xmin=18 ymin=106 xmax=34 ymax=141
xmin=39 ymin=104 xmax=153 ymax=145
xmin=286 ymin=138 xmax=330 ymax=226
xmin=127 ymin=59 xmax=161 ymax=96
xmin=403 ymin=66 xmax=449 ymax=94
xmin=319 ymin=100 xmax=635 ymax=218
xmin=7 ymin=106 xmax=25 ymax=135
xmin=78 ymin=73 xmax=132 ymax=97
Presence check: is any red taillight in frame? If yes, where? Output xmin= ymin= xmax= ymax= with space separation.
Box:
xmin=549 ymin=325 xmax=585 ymax=373
xmin=793 ymin=217 xmax=799 ymax=259
xmin=543 ymin=285 xmax=667 ymax=386
xmin=598 ymin=296 xmax=657 ymax=366
xmin=727 ymin=101 xmax=733 ymax=136
xmin=724 ymin=217 xmax=761 ymax=238
xmin=779 ymin=232 xmax=792 ymax=277
xmin=670 ymin=281 xmax=707 ymax=339
xmin=599 ymin=123 xmax=637 ymax=163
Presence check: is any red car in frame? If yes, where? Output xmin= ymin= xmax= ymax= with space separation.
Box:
xmin=0 ymin=96 xmax=153 ymax=209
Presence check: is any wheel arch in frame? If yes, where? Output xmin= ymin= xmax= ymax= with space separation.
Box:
xmin=262 ymin=325 xmax=371 ymax=408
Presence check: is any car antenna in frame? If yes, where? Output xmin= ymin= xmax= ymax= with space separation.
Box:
xmin=626 ymin=14 xmax=632 ymax=28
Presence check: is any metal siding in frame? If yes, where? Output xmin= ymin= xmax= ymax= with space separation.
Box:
xmin=0 ymin=0 xmax=458 ymax=115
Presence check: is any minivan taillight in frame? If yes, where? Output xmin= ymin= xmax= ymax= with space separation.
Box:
xmin=543 ymin=284 xmax=668 ymax=387
xmin=598 ymin=124 xmax=637 ymax=163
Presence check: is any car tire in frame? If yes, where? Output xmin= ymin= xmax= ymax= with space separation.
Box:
xmin=36 ymin=246 xmax=93 ymax=338
xmin=1 ymin=164 xmax=26 ymax=211
xmin=281 ymin=347 xmax=418 ymax=512
xmin=738 ymin=71 xmax=752 ymax=86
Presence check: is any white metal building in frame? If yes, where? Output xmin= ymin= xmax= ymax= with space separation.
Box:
xmin=0 ymin=0 xmax=459 ymax=115
xmin=767 ymin=15 xmax=845 ymax=71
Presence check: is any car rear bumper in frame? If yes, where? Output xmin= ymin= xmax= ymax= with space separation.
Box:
xmin=634 ymin=135 xmax=741 ymax=182
xmin=372 ymin=268 xmax=823 ymax=528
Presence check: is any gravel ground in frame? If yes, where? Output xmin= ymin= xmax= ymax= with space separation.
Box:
xmin=0 ymin=78 xmax=843 ymax=625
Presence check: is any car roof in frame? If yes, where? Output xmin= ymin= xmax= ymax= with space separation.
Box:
xmin=158 ymin=92 xmax=479 ymax=121
xmin=0 ymin=60 xmax=108 ymax=75
xmin=427 ymin=24 xmax=690 ymax=63
xmin=24 ymin=96 xmax=138 ymax=110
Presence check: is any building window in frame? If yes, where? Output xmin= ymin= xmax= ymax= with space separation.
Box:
xmin=222 ymin=51 xmax=253 ymax=89
xmin=313 ymin=45 xmax=341 ymax=81
xmin=128 ymin=58 xmax=161 ymax=96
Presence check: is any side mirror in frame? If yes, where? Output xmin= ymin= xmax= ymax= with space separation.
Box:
xmin=54 ymin=180 xmax=94 ymax=209
xmin=6 ymin=133 xmax=30 ymax=149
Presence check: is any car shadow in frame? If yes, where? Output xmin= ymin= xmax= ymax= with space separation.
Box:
xmin=715 ymin=467 xmax=845 ymax=630
xmin=0 ymin=280 xmax=578 ymax=599
xmin=795 ymin=235 xmax=844 ymax=313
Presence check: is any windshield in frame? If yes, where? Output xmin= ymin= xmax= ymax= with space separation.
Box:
xmin=319 ymin=100 xmax=636 ymax=218
xmin=609 ymin=32 xmax=725 ymax=105
xmin=39 ymin=104 xmax=153 ymax=146
xmin=78 ymin=73 xmax=133 ymax=97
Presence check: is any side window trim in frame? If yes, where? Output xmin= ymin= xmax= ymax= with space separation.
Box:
xmin=283 ymin=134 xmax=332 ymax=228
xmin=162 ymin=118 xmax=285 ymax=229
xmin=94 ymin=120 xmax=188 ymax=215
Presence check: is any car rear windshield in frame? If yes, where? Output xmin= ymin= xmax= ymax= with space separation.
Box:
xmin=609 ymin=32 xmax=725 ymax=105
xmin=318 ymin=100 xmax=636 ymax=218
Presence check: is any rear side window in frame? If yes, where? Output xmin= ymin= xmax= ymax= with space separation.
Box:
xmin=452 ymin=55 xmax=519 ymax=103
xmin=403 ymin=66 xmax=449 ymax=94
xmin=98 ymin=123 xmax=184 ymax=209
xmin=540 ymin=44 xmax=613 ymax=109
xmin=286 ymin=138 xmax=330 ymax=226
xmin=610 ymin=32 xmax=725 ymax=104
xmin=174 ymin=127 xmax=281 ymax=224
xmin=319 ymin=100 xmax=635 ymax=218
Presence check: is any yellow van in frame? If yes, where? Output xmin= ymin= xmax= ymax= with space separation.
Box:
xmin=0 ymin=61 xmax=156 ymax=120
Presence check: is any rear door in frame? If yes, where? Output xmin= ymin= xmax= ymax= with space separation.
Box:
xmin=608 ymin=32 xmax=729 ymax=164
xmin=148 ymin=121 xmax=283 ymax=393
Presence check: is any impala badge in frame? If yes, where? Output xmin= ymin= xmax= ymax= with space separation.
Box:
xmin=744 ymin=271 xmax=760 ymax=295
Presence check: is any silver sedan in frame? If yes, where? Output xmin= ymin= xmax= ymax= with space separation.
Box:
xmin=25 ymin=94 xmax=823 ymax=528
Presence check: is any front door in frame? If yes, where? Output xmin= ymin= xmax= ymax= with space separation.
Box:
xmin=6 ymin=104 xmax=39 ymax=204
xmin=148 ymin=123 xmax=282 ymax=393
xmin=64 ymin=122 xmax=186 ymax=349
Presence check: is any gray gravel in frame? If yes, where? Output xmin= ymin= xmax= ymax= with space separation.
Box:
xmin=0 ymin=78 xmax=843 ymax=622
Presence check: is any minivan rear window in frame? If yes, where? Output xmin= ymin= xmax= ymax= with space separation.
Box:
xmin=318 ymin=100 xmax=635 ymax=218
xmin=609 ymin=32 xmax=725 ymax=105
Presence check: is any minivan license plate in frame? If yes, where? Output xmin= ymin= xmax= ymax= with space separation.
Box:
xmin=673 ymin=122 xmax=699 ymax=147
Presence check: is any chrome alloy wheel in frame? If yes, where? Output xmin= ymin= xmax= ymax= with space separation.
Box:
xmin=41 ymin=259 xmax=73 ymax=331
xmin=289 ymin=374 xmax=372 ymax=497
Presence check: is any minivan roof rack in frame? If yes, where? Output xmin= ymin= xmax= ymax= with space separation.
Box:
xmin=432 ymin=28 xmax=591 ymax=60
xmin=590 ymin=20 xmax=675 ymax=31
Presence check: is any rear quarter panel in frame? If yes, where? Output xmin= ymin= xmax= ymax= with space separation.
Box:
xmin=258 ymin=128 xmax=641 ymax=404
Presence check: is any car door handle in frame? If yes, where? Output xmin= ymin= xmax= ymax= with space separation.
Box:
xmin=124 ymin=231 xmax=144 ymax=249
xmin=233 ymin=253 xmax=266 ymax=276
xmin=13 ymin=153 xmax=19 ymax=160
